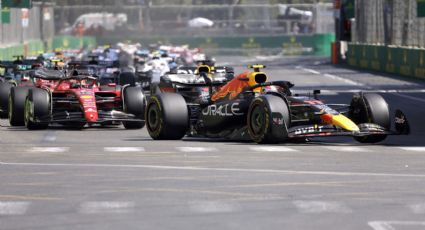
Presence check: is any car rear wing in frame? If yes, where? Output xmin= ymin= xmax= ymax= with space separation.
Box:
xmin=33 ymin=68 xmax=65 ymax=80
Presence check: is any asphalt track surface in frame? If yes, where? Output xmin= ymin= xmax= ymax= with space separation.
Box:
xmin=1 ymin=56 xmax=425 ymax=230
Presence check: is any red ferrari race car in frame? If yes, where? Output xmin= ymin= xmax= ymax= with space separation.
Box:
xmin=13 ymin=68 xmax=145 ymax=129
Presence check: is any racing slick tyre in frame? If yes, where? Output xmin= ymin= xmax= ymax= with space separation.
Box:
xmin=24 ymin=88 xmax=50 ymax=130
xmin=247 ymin=95 xmax=290 ymax=144
xmin=145 ymin=93 xmax=188 ymax=140
xmin=0 ymin=82 xmax=13 ymax=118
xmin=349 ymin=93 xmax=390 ymax=143
xmin=119 ymin=72 xmax=136 ymax=87
xmin=122 ymin=86 xmax=146 ymax=129
xmin=8 ymin=87 xmax=31 ymax=126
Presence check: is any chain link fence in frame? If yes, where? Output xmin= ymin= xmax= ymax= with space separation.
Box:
xmin=54 ymin=3 xmax=334 ymax=38
xmin=352 ymin=0 xmax=425 ymax=47
xmin=0 ymin=2 xmax=54 ymax=47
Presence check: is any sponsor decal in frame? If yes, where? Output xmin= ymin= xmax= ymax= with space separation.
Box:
xmin=294 ymin=125 xmax=324 ymax=135
xmin=273 ymin=117 xmax=284 ymax=125
xmin=395 ymin=116 xmax=405 ymax=124
xmin=202 ymin=103 xmax=244 ymax=116
xmin=81 ymin=95 xmax=93 ymax=99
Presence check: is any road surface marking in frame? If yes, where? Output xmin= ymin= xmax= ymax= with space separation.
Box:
xmin=318 ymin=89 xmax=425 ymax=95
xmin=323 ymin=73 xmax=364 ymax=86
xmin=5 ymin=161 xmax=425 ymax=178
xmin=176 ymin=147 xmax=217 ymax=152
xmin=249 ymin=146 xmax=297 ymax=152
xmin=79 ymin=201 xmax=135 ymax=214
xmin=302 ymin=68 xmax=321 ymax=75
xmin=104 ymin=147 xmax=145 ymax=152
xmin=0 ymin=202 xmax=30 ymax=215
xmin=42 ymin=131 xmax=57 ymax=142
xmin=324 ymin=146 xmax=371 ymax=152
xmin=399 ymin=147 xmax=425 ymax=152
xmin=409 ymin=203 xmax=425 ymax=214
xmin=368 ymin=221 xmax=425 ymax=230
xmin=189 ymin=201 xmax=239 ymax=213
xmin=391 ymin=92 xmax=425 ymax=103
xmin=293 ymin=200 xmax=352 ymax=213
xmin=28 ymin=147 xmax=69 ymax=153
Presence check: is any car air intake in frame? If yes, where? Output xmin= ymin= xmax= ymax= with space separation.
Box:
xmin=198 ymin=66 xmax=210 ymax=74
xmin=254 ymin=73 xmax=267 ymax=84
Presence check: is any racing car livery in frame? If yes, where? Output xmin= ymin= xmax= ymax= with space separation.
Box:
xmin=145 ymin=65 xmax=410 ymax=143
xmin=21 ymin=69 xmax=145 ymax=129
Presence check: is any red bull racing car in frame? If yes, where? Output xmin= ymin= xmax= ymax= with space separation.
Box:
xmin=145 ymin=65 xmax=410 ymax=143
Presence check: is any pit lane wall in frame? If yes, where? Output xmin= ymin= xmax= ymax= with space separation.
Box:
xmin=347 ymin=43 xmax=425 ymax=80
xmin=97 ymin=33 xmax=335 ymax=57
xmin=0 ymin=36 xmax=96 ymax=61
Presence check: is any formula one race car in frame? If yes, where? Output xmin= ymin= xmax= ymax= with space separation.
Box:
xmin=145 ymin=65 xmax=410 ymax=143
xmin=150 ymin=64 xmax=234 ymax=103
xmin=0 ymin=58 xmax=43 ymax=118
xmin=16 ymin=69 xmax=145 ymax=129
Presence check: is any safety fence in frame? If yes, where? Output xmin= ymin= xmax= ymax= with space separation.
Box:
xmin=0 ymin=2 xmax=54 ymax=47
xmin=54 ymin=3 xmax=334 ymax=37
xmin=97 ymin=33 xmax=335 ymax=56
xmin=347 ymin=43 xmax=425 ymax=80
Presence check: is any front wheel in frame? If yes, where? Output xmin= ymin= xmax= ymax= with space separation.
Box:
xmin=9 ymin=87 xmax=31 ymax=126
xmin=122 ymin=86 xmax=146 ymax=129
xmin=247 ymin=95 xmax=290 ymax=144
xmin=145 ymin=93 xmax=188 ymax=140
xmin=349 ymin=93 xmax=390 ymax=143
xmin=24 ymin=88 xmax=50 ymax=130
xmin=0 ymin=82 xmax=13 ymax=118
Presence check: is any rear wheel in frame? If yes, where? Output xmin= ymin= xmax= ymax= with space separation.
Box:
xmin=349 ymin=93 xmax=390 ymax=143
xmin=24 ymin=88 xmax=50 ymax=130
xmin=0 ymin=82 xmax=13 ymax=118
xmin=247 ymin=95 xmax=290 ymax=144
xmin=122 ymin=86 xmax=145 ymax=129
xmin=8 ymin=87 xmax=31 ymax=126
xmin=145 ymin=93 xmax=188 ymax=140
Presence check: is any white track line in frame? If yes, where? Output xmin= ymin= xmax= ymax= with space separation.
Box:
xmin=323 ymin=73 xmax=364 ymax=86
xmin=408 ymin=203 xmax=425 ymax=214
xmin=391 ymin=92 xmax=425 ymax=104
xmin=4 ymin=161 xmax=425 ymax=178
xmin=249 ymin=146 xmax=297 ymax=152
xmin=324 ymin=146 xmax=371 ymax=152
xmin=398 ymin=147 xmax=425 ymax=152
xmin=297 ymin=66 xmax=364 ymax=86
xmin=79 ymin=201 xmax=135 ymax=214
xmin=293 ymin=200 xmax=352 ymax=213
xmin=176 ymin=147 xmax=218 ymax=152
xmin=368 ymin=221 xmax=425 ymax=230
xmin=104 ymin=147 xmax=145 ymax=152
xmin=189 ymin=201 xmax=238 ymax=214
xmin=42 ymin=131 xmax=57 ymax=142
xmin=0 ymin=202 xmax=30 ymax=215
xmin=302 ymin=68 xmax=321 ymax=75
xmin=28 ymin=147 xmax=69 ymax=153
